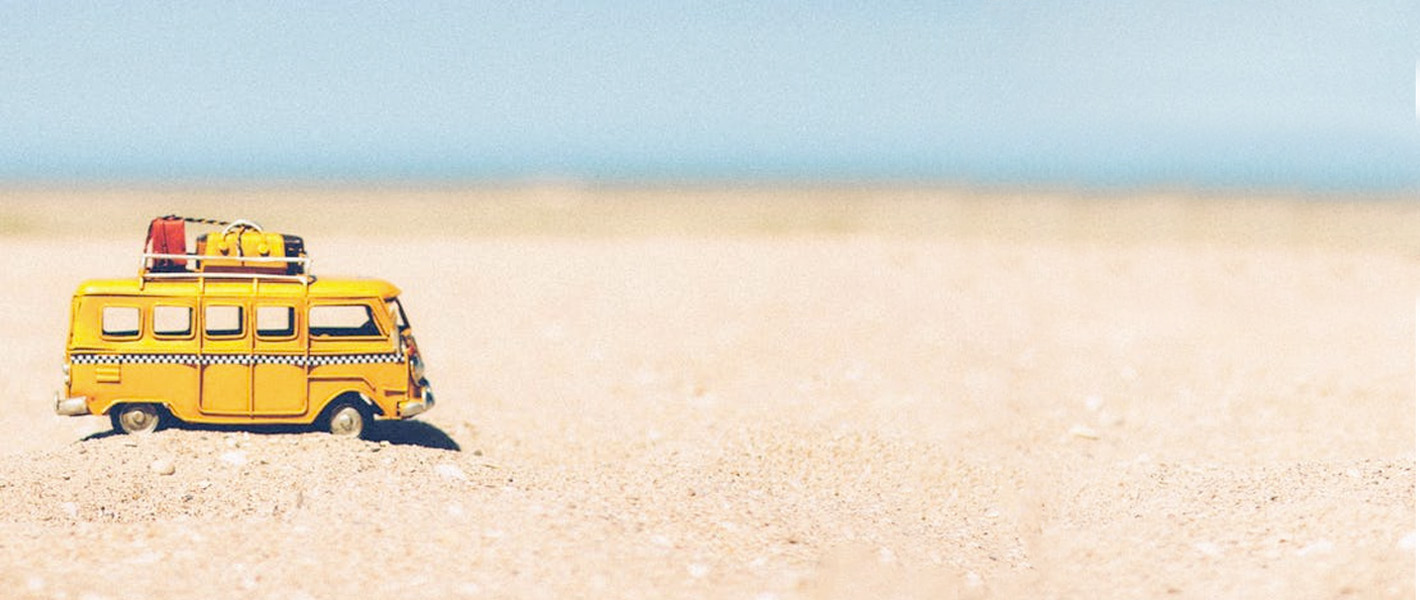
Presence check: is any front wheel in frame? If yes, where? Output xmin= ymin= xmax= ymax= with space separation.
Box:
xmin=325 ymin=402 xmax=367 ymax=438
xmin=111 ymin=403 xmax=162 ymax=434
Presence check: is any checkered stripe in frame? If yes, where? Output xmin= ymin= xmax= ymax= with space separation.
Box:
xmin=306 ymin=353 xmax=403 ymax=366
xmin=71 ymin=354 xmax=202 ymax=365
xmin=71 ymin=352 xmax=402 ymax=367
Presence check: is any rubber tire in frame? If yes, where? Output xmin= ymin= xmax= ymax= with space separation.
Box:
xmin=325 ymin=402 xmax=367 ymax=439
xmin=111 ymin=403 xmax=161 ymax=435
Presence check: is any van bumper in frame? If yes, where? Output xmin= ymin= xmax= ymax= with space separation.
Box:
xmin=398 ymin=381 xmax=434 ymax=418
xmin=55 ymin=394 xmax=90 ymax=416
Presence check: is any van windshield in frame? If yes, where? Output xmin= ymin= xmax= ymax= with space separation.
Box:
xmin=387 ymin=298 xmax=410 ymax=331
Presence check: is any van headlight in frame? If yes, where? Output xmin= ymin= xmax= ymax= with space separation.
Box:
xmin=62 ymin=363 xmax=70 ymax=386
xmin=411 ymin=354 xmax=425 ymax=381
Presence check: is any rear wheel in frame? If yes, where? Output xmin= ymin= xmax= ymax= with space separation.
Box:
xmin=111 ymin=403 xmax=161 ymax=435
xmin=325 ymin=402 xmax=367 ymax=438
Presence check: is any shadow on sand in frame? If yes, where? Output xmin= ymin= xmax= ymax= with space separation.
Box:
xmin=80 ymin=419 xmax=461 ymax=451
xmin=364 ymin=420 xmax=461 ymax=450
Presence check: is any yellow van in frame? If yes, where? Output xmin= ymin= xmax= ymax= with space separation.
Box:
xmin=54 ymin=217 xmax=433 ymax=438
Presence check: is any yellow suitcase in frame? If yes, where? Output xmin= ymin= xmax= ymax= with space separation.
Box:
xmin=196 ymin=229 xmax=306 ymax=274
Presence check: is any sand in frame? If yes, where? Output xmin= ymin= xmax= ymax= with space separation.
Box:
xmin=0 ymin=187 xmax=1413 ymax=599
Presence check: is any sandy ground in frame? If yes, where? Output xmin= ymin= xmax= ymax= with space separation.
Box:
xmin=0 ymin=187 xmax=1413 ymax=599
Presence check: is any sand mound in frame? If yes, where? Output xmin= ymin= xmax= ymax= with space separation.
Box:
xmin=0 ymin=427 xmax=476 ymax=524
xmin=0 ymin=191 xmax=1412 ymax=598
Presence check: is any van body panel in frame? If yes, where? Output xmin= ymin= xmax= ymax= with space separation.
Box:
xmin=201 ymin=363 xmax=250 ymax=415
xmin=254 ymin=362 xmax=308 ymax=416
xmin=252 ymin=299 xmax=308 ymax=416
xmin=64 ymin=275 xmax=422 ymax=427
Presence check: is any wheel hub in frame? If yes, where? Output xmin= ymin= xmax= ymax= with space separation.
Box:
xmin=118 ymin=405 xmax=158 ymax=433
xmin=330 ymin=406 xmax=363 ymax=437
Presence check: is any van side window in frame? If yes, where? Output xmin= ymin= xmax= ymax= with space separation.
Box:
xmin=205 ymin=305 xmax=244 ymax=337
xmin=153 ymin=306 xmax=193 ymax=337
xmin=102 ymin=306 xmax=140 ymax=338
xmin=257 ymin=306 xmax=295 ymax=338
xmin=310 ymin=305 xmax=381 ymax=337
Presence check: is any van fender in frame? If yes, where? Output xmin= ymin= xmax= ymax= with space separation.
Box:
xmin=314 ymin=389 xmax=385 ymax=421
xmin=96 ymin=397 xmax=175 ymax=418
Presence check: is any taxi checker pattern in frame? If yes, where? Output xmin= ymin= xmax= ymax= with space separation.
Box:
xmin=70 ymin=351 xmax=403 ymax=366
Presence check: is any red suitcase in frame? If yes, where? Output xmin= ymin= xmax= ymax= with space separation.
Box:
xmin=144 ymin=217 xmax=187 ymax=271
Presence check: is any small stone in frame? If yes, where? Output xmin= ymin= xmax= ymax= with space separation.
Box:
xmin=1296 ymin=539 xmax=1334 ymax=557
xmin=964 ymin=571 xmax=984 ymax=588
xmin=150 ymin=458 xmax=176 ymax=476
xmin=1193 ymin=541 xmax=1223 ymax=557
xmin=128 ymin=551 xmax=162 ymax=565
xmin=219 ymin=451 xmax=248 ymax=466
xmin=876 ymin=547 xmax=896 ymax=564
xmin=122 ymin=439 xmax=139 ymax=447
xmin=1069 ymin=425 xmax=1100 ymax=440
xmin=378 ymin=440 xmax=390 ymax=447
xmin=1084 ymin=395 xmax=1104 ymax=412
xmin=435 ymin=463 xmax=468 ymax=481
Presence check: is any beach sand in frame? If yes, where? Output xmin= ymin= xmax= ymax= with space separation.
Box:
xmin=0 ymin=186 xmax=1413 ymax=598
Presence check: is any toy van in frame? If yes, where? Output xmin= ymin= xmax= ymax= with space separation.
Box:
xmin=54 ymin=216 xmax=433 ymax=438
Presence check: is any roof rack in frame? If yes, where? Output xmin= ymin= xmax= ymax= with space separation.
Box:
xmin=140 ymin=252 xmax=314 ymax=284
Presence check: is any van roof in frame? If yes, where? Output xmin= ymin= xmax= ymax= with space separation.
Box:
xmin=75 ymin=276 xmax=401 ymax=299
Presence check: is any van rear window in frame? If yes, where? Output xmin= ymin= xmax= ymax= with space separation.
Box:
xmin=310 ymin=305 xmax=381 ymax=337
xmin=101 ymin=306 xmax=140 ymax=337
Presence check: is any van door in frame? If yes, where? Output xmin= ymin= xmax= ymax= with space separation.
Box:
xmin=251 ymin=302 xmax=307 ymax=416
xmin=150 ymin=302 xmax=201 ymax=414
xmin=200 ymin=301 xmax=250 ymax=415
xmin=308 ymin=301 xmax=401 ymax=411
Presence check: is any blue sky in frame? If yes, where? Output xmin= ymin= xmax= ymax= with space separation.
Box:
xmin=1 ymin=1 xmax=1416 ymax=189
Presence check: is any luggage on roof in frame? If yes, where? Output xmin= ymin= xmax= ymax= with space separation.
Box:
xmin=196 ymin=230 xmax=306 ymax=275
xmin=141 ymin=216 xmax=309 ymax=280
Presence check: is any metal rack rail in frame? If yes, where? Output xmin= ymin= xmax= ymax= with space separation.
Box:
xmin=139 ymin=252 xmax=313 ymax=285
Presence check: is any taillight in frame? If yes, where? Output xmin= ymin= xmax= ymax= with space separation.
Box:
xmin=403 ymin=333 xmax=424 ymax=380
